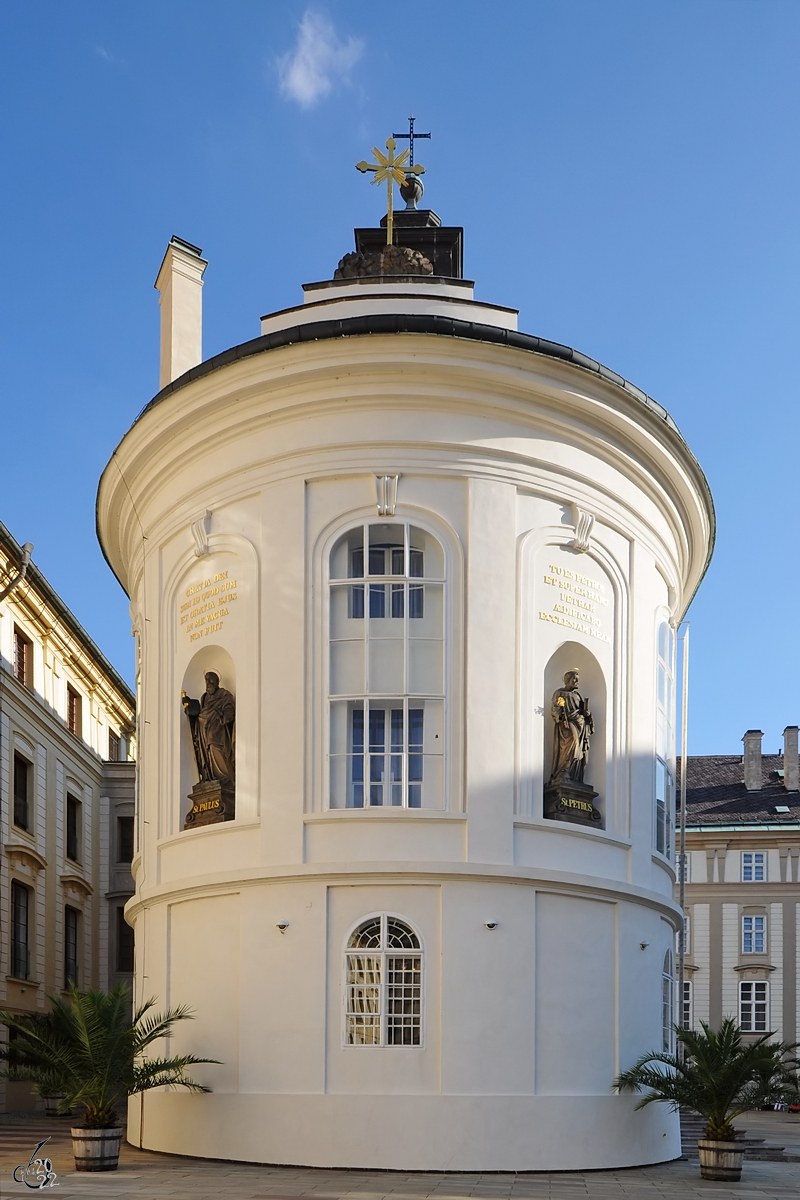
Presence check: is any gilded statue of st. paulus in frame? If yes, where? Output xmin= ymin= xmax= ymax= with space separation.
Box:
xmin=182 ymin=671 xmax=235 ymax=828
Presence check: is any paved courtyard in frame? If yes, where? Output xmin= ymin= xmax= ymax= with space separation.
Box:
xmin=1 ymin=1113 xmax=799 ymax=1200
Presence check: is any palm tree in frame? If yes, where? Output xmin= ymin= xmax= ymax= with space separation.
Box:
xmin=0 ymin=983 xmax=217 ymax=1129
xmin=615 ymin=1017 xmax=799 ymax=1141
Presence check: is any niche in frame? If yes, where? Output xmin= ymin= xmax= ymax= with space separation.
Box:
xmin=542 ymin=641 xmax=606 ymax=829
xmin=180 ymin=645 xmax=236 ymax=829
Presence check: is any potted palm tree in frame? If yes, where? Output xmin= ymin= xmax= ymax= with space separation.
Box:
xmin=0 ymin=983 xmax=217 ymax=1172
xmin=615 ymin=1018 xmax=799 ymax=1181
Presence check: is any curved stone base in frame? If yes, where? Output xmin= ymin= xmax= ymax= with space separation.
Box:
xmin=128 ymin=1092 xmax=680 ymax=1171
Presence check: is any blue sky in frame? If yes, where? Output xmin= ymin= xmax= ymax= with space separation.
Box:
xmin=1 ymin=0 xmax=798 ymax=754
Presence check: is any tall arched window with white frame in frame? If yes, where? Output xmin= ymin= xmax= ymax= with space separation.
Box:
xmin=345 ymin=914 xmax=422 ymax=1046
xmin=329 ymin=521 xmax=445 ymax=809
xmin=662 ymin=948 xmax=674 ymax=1051
xmin=655 ymin=620 xmax=675 ymax=858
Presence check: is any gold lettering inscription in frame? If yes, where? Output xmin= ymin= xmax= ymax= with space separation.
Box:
xmin=182 ymin=576 xmax=238 ymax=639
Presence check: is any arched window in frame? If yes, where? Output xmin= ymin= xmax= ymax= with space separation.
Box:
xmin=655 ymin=621 xmax=675 ymax=858
xmin=329 ymin=521 xmax=445 ymax=808
xmin=662 ymin=949 xmax=674 ymax=1052
xmin=345 ymin=915 xmax=422 ymax=1046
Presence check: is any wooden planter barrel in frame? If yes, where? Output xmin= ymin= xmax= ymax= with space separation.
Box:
xmin=696 ymin=1139 xmax=745 ymax=1182
xmin=71 ymin=1127 xmax=123 ymax=1171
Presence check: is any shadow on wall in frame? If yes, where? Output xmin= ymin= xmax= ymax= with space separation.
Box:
xmin=180 ymin=645 xmax=236 ymax=825
xmin=543 ymin=640 xmax=606 ymax=824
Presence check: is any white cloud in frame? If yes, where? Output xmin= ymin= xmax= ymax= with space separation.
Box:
xmin=277 ymin=10 xmax=363 ymax=109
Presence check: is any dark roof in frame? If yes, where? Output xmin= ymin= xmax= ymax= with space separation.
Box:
xmin=0 ymin=520 xmax=135 ymax=713
xmin=680 ymin=754 xmax=800 ymax=825
xmin=136 ymin=312 xmax=685 ymax=434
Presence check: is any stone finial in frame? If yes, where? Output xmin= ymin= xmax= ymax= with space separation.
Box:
xmin=334 ymin=245 xmax=433 ymax=280
xmin=742 ymin=729 xmax=764 ymax=791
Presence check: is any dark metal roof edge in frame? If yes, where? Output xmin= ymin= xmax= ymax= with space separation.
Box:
xmin=98 ymin=313 xmax=716 ymax=601
xmin=133 ymin=314 xmax=685 ymax=434
xmin=0 ymin=520 xmax=135 ymax=711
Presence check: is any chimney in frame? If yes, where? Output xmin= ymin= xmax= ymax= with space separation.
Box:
xmin=154 ymin=237 xmax=208 ymax=389
xmin=784 ymin=726 xmax=799 ymax=792
xmin=742 ymin=729 xmax=763 ymax=791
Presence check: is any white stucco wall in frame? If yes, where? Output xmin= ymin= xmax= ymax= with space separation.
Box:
xmin=98 ymin=275 xmax=713 ymax=1169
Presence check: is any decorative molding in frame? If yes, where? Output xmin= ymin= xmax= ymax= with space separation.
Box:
xmin=375 ymin=475 xmax=399 ymax=516
xmin=60 ymin=873 xmax=94 ymax=899
xmin=5 ymin=843 xmax=47 ymax=873
xmin=570 ymin=503 xmax=595 ymax=554
xmin=191 ymin=510 xmax=212 ymax=557
xmin=733 ymin=962 xmax=775 ymax=974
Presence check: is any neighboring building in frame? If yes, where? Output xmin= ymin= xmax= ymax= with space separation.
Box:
xmin=678 ymin=727 xmax=800 ymax=1045
xmin=0 ymin=522 xmax=136 ymax=1112
xmin=97 ymin=197 xmax=713 ymax=1170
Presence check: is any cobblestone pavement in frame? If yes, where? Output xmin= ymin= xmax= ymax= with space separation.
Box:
xmin=1 ymin=1115 xmax=799 ymax=1200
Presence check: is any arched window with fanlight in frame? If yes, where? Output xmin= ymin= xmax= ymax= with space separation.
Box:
xmin=662 ymin=948 xmax=674 ymax=1051
xmin=345 ymin=914 xmax=422 ymax=1046
xmin=329 ymin=521 xmax=445 ymax=809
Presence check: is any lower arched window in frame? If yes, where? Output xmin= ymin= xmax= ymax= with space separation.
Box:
xmin=346 ymin=915 xmax=422 ymax=1046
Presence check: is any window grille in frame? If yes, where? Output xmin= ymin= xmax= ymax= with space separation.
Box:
xmin=680 ymin=979 xmax=693 ymax=1029
xmin=13 ymin=753 xmax=29 ymax=830
xmin=13 ymin=628 xmax=31 ymax=686
xmin=661 ymin=949 xmax=674 ymax=1051
xmin=67 ymin=686 xmax=82 ymax=736
xmin=66 ymin=795 xmax=80 ymax=863
xmin=11 ymin=882 xmax=30 ymax=980
xmin=740 ymin=981 xmax=768 ymax=1032
xmin=117 ymin=816 xmax=134 ymax=864
xmin=329 ymin=522 xmax=445 ymax=809
xmin=742 ymin=915 xmax=766 ymax=954
xmin=742 ymin=852 xmax=765 ymax=882
xmin=64 ymin=906 xmax=79 ymax=988
xmin=346 ymin=915 xmax=422 ymax=1046
xmin=108 ymin=730 xmax=120 ymax=762
xmin=116 ymin=907 xmax=134 ymax=973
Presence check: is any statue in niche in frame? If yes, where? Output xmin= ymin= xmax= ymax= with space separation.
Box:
xmin=182 ymin=671 xmax=235 ymax=828
xmin=544 ymin=669 xmax=601 ymax=827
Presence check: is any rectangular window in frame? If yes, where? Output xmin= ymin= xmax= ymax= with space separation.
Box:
xmin=116 ymin=907 xmax=134 ymax=973
xmin=683 ymin=913 xmax=691 ymax=955
xmin=679 ymin=854 xmax=690 ymax=883
xmin=740 ymin=981 xmax=768 ymax=1032
xmin=346 ymin=951 xmax=422 ymax=1046
xmin=11 ymin=882 xmax=30 ymax=980
xmin=117 ymin=816 xmax=134 ymax=864
xmin=742 ymin=914 xmax=766 ymax=954
xmin=108 ymin=730 xmax=120 ymax=762
xmin=64 ymin=906 xmax=79 ymax=988
xmin=67 ymin=686 xmax=82 ymax=737
xmin=742 ymin=852 xmax=766 ymax=882
xmin=681 ymin=979 xmax=693 ymax=1029
xmin=13 ymin=753 xmax=30 ymax=830
xmin=66 ymin=795 xmax=80 ymax=863
xmin=13 ymin=627 xmax=32 ymax=686
xmin=655 ymin=758 xmax=672 ymax=858
xmin=330 ymin=698 xmax=444 ymax=809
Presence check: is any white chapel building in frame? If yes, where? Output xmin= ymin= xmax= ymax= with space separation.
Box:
xmin=97 ymin=188 xmax=714 ymax=1169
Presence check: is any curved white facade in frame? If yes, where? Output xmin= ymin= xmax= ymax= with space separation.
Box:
xmin=97 ymin=267 xmax=713 ymax=1170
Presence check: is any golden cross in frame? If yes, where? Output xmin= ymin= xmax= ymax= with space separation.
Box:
xmin=356 ymin=137 xmax=425 ymax=246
